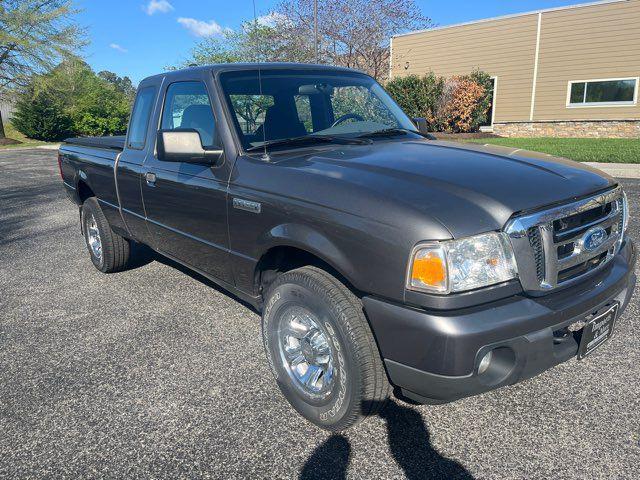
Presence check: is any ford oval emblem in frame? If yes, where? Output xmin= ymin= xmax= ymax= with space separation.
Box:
xmin=582 ymin=226 xmax=607 ymax=252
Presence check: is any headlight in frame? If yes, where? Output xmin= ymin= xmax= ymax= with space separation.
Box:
xmin=407 ymin=232 xmax=518 ymax=294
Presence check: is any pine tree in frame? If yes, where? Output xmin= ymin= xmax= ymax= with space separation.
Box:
xmin=11 ymin=89 xmax=72 ymax=141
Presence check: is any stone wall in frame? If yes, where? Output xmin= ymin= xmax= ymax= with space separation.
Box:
xmin=493 ymin=121 xmax=640 ymax=138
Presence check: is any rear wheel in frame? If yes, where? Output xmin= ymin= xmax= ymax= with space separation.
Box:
xmin=81 ymin=197 xmax=130 ymax=273
xmin=262 ymin=266 xmax=390 ymax=431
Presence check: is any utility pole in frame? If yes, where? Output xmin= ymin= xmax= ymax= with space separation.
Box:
xmin=314 ymin=0 xmax=319 ymax=63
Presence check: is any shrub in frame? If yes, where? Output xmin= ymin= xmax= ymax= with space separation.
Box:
xmin=460 ymin=69 xmax=493 ymax=131
xmin=437 ymin=76 xmax=486 ymax=133
xmin=12 ymin=59 xmax=130 ymax=141
xmin=11 ymin=89 xmax=72 ymax=141
xmin=384 ymin=73 xmax=444 ymax=131
xmin=385 ymin=70 xmax=492 ymax=133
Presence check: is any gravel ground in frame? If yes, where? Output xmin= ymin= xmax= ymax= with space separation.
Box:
xmin=0 ymin=149 xmax=638 ymax=479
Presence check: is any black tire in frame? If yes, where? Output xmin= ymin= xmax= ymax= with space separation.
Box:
xmin=81 ymin=197 xmax=130 ymax=273
xmin=262 ymin=266 xmax=390 ymax=431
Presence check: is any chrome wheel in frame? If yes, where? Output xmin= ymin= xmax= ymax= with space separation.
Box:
xmin=278 ymin=306 xmax=335 ymax=396
xmin=86 ymin=214 xmax=103 ymax=264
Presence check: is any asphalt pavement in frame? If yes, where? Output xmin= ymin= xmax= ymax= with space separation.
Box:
xmin=1 ymin=149 xmax=639 ymax=479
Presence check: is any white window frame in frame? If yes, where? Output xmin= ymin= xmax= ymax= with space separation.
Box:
xmin=566 ymin=77 xmax=639 ymax=108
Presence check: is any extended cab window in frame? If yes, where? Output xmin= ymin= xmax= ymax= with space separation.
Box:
xmin=127 ymin=87 xmax=156 ymax=149
xmin=161 ymin=81 xmax=216 ymax=148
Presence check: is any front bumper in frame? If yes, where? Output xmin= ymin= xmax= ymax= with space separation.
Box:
xmin=363 ymin=239 xmax=636 ymax=404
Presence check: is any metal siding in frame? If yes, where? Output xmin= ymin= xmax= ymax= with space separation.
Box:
xmin=533 ymin=0 xmax=640 ymax=121
xmin=390 ymin=0 xmax=640 ymax=124
xmin=390 ymin=15 xmax=539 ymax=122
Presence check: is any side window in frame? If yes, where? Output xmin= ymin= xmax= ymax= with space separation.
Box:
xmin=127 ymin=87 xmax=156 ymax=150
xmin=161 ymin=81 xmax=216 ymax=148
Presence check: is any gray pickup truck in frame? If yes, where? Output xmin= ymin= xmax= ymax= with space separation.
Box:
xmin=58 ymin=63 xmax=636 ymax=431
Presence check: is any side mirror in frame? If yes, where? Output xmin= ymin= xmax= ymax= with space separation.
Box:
xmin=411 ymin=118 xmax=437 ymax=140
xmin=412 ymin=117 xmax=429 ymax=134
xmin=157 ymin=129 xmax=223 ymax=165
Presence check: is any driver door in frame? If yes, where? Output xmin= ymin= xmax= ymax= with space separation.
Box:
xmin=142 ymin=78 xmax=233 ymax=284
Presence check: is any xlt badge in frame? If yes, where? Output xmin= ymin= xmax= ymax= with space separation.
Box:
xmin=233 ymin=198 xmax=262 ymax=214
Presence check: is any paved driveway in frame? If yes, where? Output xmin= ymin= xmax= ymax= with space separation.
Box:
xmin=1 ymin=149 xmax=638 ymax=479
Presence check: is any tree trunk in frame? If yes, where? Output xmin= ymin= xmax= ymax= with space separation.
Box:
xmin=0 ymin=110 xmax=5 ymax=139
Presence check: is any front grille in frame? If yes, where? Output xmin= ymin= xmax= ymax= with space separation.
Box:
xmin=506 ymin=187 xmax=624 ymax=293
xmin=557 ymin=251 xmax=607 ymax=283
xmin=527 ymin=227 xmax=545 ymax=283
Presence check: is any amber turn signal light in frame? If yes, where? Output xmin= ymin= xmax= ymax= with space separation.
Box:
xmin=409 ymin=247 xmax=447 ymax=292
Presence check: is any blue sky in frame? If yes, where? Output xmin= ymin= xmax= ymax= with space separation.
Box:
xmin=78 ymin=0 xmax=586 ymax=83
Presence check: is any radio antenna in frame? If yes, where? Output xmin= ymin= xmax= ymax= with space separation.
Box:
xmin=252 ymin=0 xmax=269 ymax=160
xmin=314 ymin=0 xmax=318 ymax=63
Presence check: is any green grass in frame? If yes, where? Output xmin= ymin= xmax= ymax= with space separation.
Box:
xmin=0 ymin=121 xmax=53 ymax=149
xmin=465 ymin=137 xmax=640 ymax=164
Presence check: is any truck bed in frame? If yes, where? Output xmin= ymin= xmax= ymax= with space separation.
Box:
xmin=63 ymin=136 xmax=126 ymax=151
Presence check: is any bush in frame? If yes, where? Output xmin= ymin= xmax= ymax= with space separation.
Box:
xmin=384 ymin=73 xmax=444 ymax=131
xmin=13 ymin=59 xmax=130 ymax=141
xmin=461 ymin=69 xmax=493 ymax=132
xmin=11 ymin=89 xmax=72 ymax=141
xmin=437 ymin=76 xmax=486 ymax=133
xmin=385 ymin=70 xmax=492 ymax=133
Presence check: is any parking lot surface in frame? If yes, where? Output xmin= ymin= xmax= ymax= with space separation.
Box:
xmin=1 ymin=149 xmax=638 ymax=479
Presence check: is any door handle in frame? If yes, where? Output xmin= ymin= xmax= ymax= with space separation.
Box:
xmin=145 ymin=172 xmax=157 ymax=187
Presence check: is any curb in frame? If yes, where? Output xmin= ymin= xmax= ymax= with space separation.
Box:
xmin=584 ymin=162 xmax=640 ymax=179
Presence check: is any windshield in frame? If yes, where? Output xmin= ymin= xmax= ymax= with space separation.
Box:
xmin=218 ymin=68 xmax=418 ymax=150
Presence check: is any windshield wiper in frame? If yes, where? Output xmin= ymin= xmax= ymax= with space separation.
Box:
xmin=356 ymin=128 xmax=434 ymax=139
xmin=246 ymin=135 xmax=369 ymax=152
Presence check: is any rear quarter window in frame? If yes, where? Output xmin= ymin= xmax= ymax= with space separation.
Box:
xmin=127 ymin=87 xmax=156 ymax=150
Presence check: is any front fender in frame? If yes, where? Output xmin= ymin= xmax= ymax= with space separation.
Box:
xmin=257 ymin=222 xmax=358 ymax=287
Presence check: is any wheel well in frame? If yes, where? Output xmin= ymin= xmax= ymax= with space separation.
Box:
xmin=77 ymin=180 xmax=94 ymax=203
xmin=255 ymin=246 xmax=357 ymax=298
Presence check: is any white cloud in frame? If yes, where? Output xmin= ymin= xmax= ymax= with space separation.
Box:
xmin=144 ymin=0 xmax=173 ymax=15
xmin=109 ymin=43 xmax=128 ymax=53
xmin=254 ymin=12 xmax=286 ymax=27
xmin=177 ymin=17 xmax=230 ymax=37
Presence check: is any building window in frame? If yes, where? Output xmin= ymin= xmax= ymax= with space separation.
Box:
xmin=567 ymin=78 xmax=638 ymax=107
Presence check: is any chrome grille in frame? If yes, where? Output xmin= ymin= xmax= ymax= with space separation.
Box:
xmin=527 ymin=227 xmax=545 ymax=283
xmin=505 ymin=187 xmax=624 ymax=294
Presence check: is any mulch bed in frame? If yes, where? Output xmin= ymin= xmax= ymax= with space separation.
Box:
xmin=430 ymin=132 xmax=501 ymax=140
xmin=0 ymin=137 xmax=21 ymax=146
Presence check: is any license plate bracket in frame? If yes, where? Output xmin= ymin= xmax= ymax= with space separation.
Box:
xmin=577 ymin=303 xmax=619 ymax=360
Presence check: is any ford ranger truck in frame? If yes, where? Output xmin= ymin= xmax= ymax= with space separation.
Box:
xmin=58 ymin=63 xmax=636 ymax=431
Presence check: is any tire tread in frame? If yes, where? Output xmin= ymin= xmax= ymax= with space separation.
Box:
xmin=265 ymin=266 xmax=390 ymax=431
xmin=82 ymin=197 xmax=130 ymax=273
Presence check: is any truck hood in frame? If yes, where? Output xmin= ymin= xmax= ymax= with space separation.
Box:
xmin=274 ymin=138 xmax=616 ymax=238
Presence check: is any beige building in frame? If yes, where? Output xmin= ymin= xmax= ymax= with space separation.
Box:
xmin=390 ymin=0 xmax=640 ymax=137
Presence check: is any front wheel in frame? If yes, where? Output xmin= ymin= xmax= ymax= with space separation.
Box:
xmin=81 ymin=197 xmax=131 ymax=273
xmin=262 ymin=266 xmax=390 ymax=431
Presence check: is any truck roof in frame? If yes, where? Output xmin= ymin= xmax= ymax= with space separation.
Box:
xmin=140 ymin=62 xmax=364 ymax=84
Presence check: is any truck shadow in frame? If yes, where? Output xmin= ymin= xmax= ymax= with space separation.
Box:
xmin=127 ymin=242 xmax=258 ymax=312
xmin=300 ymin=400 xmax=474 ymax=480
xmin=299 ymin=434 xmax=351 ymax=480
xmin=130 ymin=244 xmax=474 ymax=479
